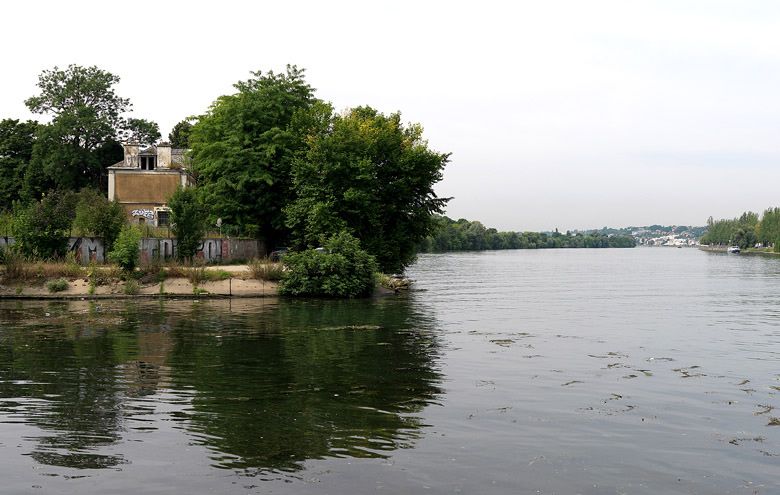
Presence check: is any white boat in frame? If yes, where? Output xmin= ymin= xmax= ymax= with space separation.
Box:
xmin=727 ymin=246 xmax=740 ymax=253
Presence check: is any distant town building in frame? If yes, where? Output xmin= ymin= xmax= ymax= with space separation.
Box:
xmin=107 ymin=142 xmax=193 ymax=226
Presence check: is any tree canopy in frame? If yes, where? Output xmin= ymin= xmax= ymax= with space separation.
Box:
xmin=286 ymin=106 xmax=450 ymax=272
xmin=24 ymin=65 xmax=131 ymax=194
xmin=189 ymin=65 xmax=318 ymax=247
xmin=0 ymin=119 xmax=38 ymax=208
xmin=168 ymin=119 xmax=194 ymax=148
xmin=123 ymin=118 xmax=160 ymax=147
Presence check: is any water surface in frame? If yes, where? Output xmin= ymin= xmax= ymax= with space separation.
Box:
xmin=0 ymin=248 xmax=777 ymax=494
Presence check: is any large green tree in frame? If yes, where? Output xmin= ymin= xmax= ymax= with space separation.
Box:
xmin=0 ymin=119 xmax=38 ymax=208
xmin=24 ymin=65 xmax=131 ymax=194
xmin=189 ymin=65 xmax=318 ymax=247
xmin=285 ymin=106 xmax=450 ymax=272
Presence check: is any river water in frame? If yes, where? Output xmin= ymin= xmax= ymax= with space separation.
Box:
xmin=0 ymin=248 xmax=777 ymax=494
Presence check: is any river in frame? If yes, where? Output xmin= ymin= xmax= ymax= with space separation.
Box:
xmin=0 ymin=248 xmax=777 ymax=494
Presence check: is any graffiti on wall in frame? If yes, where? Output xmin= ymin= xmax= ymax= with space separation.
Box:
xmin=69 ymin=237 xmax=104 ymax=263
xmin=2 ymin=236 xmax=258 ymax=265
xmin=131 ymin=209 xmax=155 ymax=220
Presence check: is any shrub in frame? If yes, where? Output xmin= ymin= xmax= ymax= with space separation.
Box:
xmin=12 ymin=190 xmax=77 ymax=259
xmin=279 ymin=231 xmax=378 ymax=298
xmin=123 ymin=279 xmax=140 ymax=295
xmin=72 ymin=188 xmax=126 ymax=251
xmin=109 ymin=225 xmax=142 ymax=272
xmin=169 ymin=187 xmax=207 ymax=262
xmin=46 ymin=278 xmax=69 ymax=293
xmin=249 ymin=258 xmax=285 ymax=281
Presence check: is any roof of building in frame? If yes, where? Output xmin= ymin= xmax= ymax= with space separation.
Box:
xmin=109 ymin=145 xmax=190 ymax=169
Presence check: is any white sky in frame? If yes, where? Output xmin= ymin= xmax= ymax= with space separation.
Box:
xmin=3 ymin=0 xmax=780 ymax=231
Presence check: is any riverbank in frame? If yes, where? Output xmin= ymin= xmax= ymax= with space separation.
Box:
xmin=0 ymin=264 xmax=405 ymax=299
xmin=699 ymin=245 xmax=780 ymax=256
xmin=0 ymin=264 xmax=278 ymax=299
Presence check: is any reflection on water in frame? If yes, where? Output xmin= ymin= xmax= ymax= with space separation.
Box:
xmin=1 ymin=248 xmax=779 ymax=494
xmin=0 ymin=298 xmax=442 ymax=478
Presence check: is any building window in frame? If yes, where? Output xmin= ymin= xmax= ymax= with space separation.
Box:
xmin=140 ymin=156 xmax=157 ymax=170
xmin=157 ymin=210 xmax=170 ymax=226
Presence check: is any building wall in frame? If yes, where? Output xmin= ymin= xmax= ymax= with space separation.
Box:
xmin=114 ymin=172 xmax=182 ymax=204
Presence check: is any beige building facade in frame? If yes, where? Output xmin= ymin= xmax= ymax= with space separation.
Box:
xmin=108 ymin=143 xmax=193 ymax=226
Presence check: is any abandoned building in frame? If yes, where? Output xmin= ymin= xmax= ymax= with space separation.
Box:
xmin=107 ymin=142 xmax=193 ymax=226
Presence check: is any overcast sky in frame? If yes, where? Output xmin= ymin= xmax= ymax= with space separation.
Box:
xmin=3 ymin=0 xmax=780 ymax=231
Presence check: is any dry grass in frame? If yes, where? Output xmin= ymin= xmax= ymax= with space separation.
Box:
xmin=249 ymin=258 xmax=285 ymax=281
xmin=1 ymin=250 xmax=84 ymax=282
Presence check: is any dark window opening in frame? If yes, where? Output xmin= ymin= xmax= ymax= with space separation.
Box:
xmin=157 ymin=210 xmax=170 ymax=226
xmin=140 ymin=156 xmax=157 ymax=170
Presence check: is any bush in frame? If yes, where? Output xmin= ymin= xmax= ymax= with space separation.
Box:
xmin=13 ymin=190 xmax=77 ymax=259
xmin=72 ymin=188 xmax=126 ymax=251
xmin=123 ymin=279 xmax=140 ymax=295
xmin=109 ymin=225 xmax=142 ymax=272
xmin=46 ymin=278 xmax=69 ymax=293
xmin=279 ymin=232 xmax=378 ymax=298
xmin=169 ymin=187 xmax=207 ymax=262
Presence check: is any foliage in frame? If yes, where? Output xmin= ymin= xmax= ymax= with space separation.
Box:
xmin=279 ymin=231 xmax=378 ymax=298
xmin=122 ymin=118 xmax=160 ymax=147
xmin=72 ymin=188 xmax=126 ymax=251
xmin=12 ymin=190 xmax=77 ymax=259
xmin=190 ymin=65 xmax=318 ymax=246
xmin=108 ymin=225 xmax=142 ymax=272
xmin=168 ymin=119 xmax=194 ymax=148
xmin=169 ymin=187 xmax=207 ymax=261
xmin=249 ymin=258 xmax=285 ymax=281
xmin=700 ymin=212 xmax=759 ymax=248
xmin=0 ymin=119 xmax=38 ymax=208
xmin=286 ymin=106 xmax=450 ymax=273
xmin=24 ymin=65 xmax=131 ymax=194
xmin=0 ymin=211 xmax=13 ymax=237
xmin=46 ymin=278 xmax=69 ymax=293
xmin=757 ymin=207 xmax=780 ymax=247
xmin=123 ymin=279 xmax=140 ymax=295
xmin=419 ymin=216 xmax=636 ymax=252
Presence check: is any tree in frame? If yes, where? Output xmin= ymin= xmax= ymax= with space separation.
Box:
xmin=169 ymin=187 xmax=207 ymax=261
xmin=12 ymin=190 xmax=77 ymax=259
xmin=122 ymin=118 xmax=160 ymax=147
xmin=24 ymin=65 xmax=132 ymax=193
xmin=189 ymin=65 xmax=318 ymax=246
xmin=0 ymin=119 xmax=38 ymax=208
xmin=168 ymin=119 xmax=194 ymax=148
xmin=72 ymin=188 xmax=127 ymax=251
xmin=286 ymin=106 xmax=450 ymax=273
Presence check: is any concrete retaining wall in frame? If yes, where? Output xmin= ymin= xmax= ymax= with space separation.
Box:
xmin=1 ymin=237 xmax=260 ymax=265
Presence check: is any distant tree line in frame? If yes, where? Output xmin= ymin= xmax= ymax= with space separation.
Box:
xmin=701 ymin=208 xmax=780 ymax=250
xmin=418 ymin=216 xmax=636 ymax=252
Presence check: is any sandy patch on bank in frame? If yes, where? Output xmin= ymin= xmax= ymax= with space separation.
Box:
xmin=0 ymin=267 xmax=277 ymax=298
